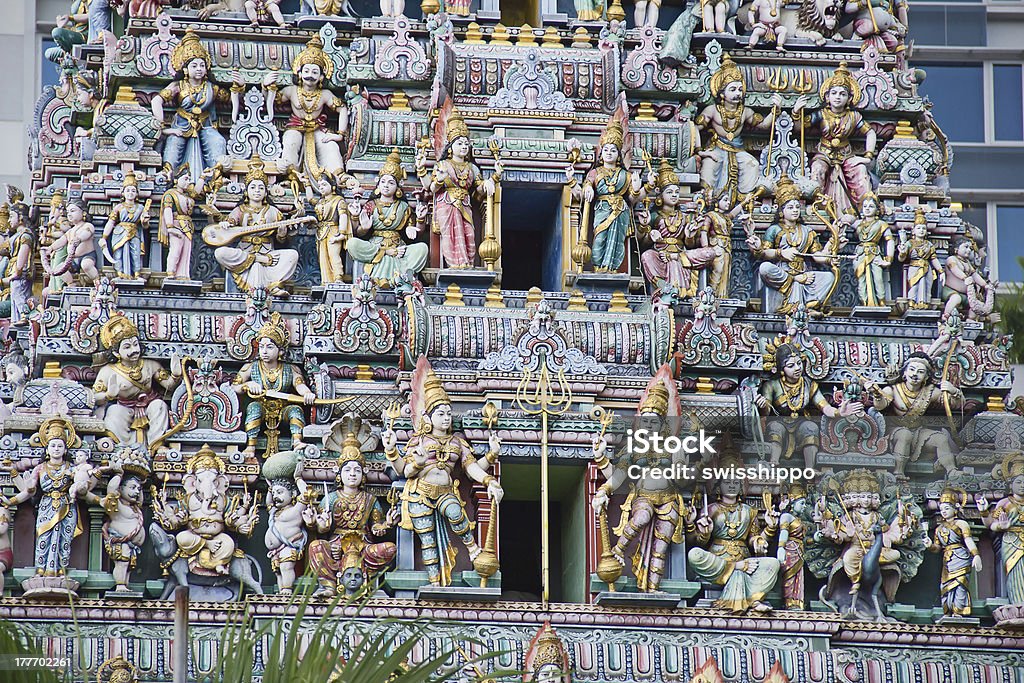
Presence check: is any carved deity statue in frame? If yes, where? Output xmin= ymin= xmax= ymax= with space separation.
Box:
xmin=382 ymin=356 xmax=502 ymax=587
xmin=0 ymin=504 xmax=10 ymax=595
xmin=897 ymin=209 xmax=942 ymax=309
xmin=41 ymin=192 xmax=70 ymax=301
xmin=524 ymin=622 xmax=572 ymax=683
xmin=4 ymin=419 xmax=86 ymax=585
xmin=347 ymin=148 xmax=429 ymax=287
xmin=151 ymin=445 xmax=259 ymax=576
xmin=232 ymin=313 xmax=315 ymax=457
xmin=637 ymin=162 xmax=721 ymax=296
xmin=862 ymin=351 xmax=962 ymax=475
xmin=775 ymin=484 xmax=807 ymax=609
xmin=756 ymin=338 xmax=862 ymax=469
xmin=159 ymin=164 xmax=209 ymax=281
xmin=264 ymin=36 xmax=348 ymax=179
xmin=687 ymin=453 xmax=781 ymax=613
xmin=102 ymin=174 xmax=151 ymax=280
xmin=694 ymin=55 xmax=780 ymax=202
xmin=844 ymin=193 xmax=894 ymax=307
xmin=305 ymin=172 xmax=353 ymax=284
xmin=747 ymin=0 xmax=788 ymax=49
xmin=41 ymin=199 xmax=101 ymax=288
xmin=565 ymin=106 xmax=651 ymax=273
xmin=746 ymin=176 xmax=844 ymax=316
xmin=978 ymin=453 xmax=1024 ymax=608
xmin=98 ymin=446 xmax=151 ymax=592
xmin=307 ymin=429 xmax=398 ymax=597
xmin=49 ymin=0 xmax=90 ymax=61
xmin=206 ymin=156 xmax=301 ymax=296
xmin=93 ymin=314 xmax=184 ymax=448
xmin=810 ymin=469 xmax=921 ymax=621
xmin=3 ymin=201 xmax=34 ymax=326
xmin=929 ymin=486 xmax=982 ymax=618
xmin=942 ymin=236 xmax=998 ymax=323
xmin=245 ymin=0 xmax=286 ymax=25
xmin=262 ymin=450 xmax=313 ymax=593
xmin=592 ymin=365 xmax=686 ymax=593
xmin=151 ymin=30 xmax=236 ymax=185
xmin=792 ymin=64 xmax=877 ymax=215
xmin=417 ymin=105 xmax=501 ymax=270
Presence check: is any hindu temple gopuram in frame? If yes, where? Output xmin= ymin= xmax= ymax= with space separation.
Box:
xmin=2 ymin=0 xmax=1023 ymax=680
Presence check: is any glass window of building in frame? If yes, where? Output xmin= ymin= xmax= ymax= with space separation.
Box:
xmin=996 ymin=205 xmax=1024 ymax=281
xmin=918 ymin=65 xmax=985 ymax=142
xmin=994 ymin=65 xmax=1024 ymax=141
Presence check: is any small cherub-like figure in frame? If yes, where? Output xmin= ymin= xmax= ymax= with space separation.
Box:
xmin=42 ymin=200 xmax=101 ymax=288
xmin=98 ymin=447 xmax=150 ymax=592
xmin=929 ymin=486 xmax=982 ymax=618
xmin=942 ymin=236 xmax=998 ymax=323
xmin=897 ymin=210 xmax=942 ymax=309
xmin=70 ymin=451 xmax=99 ymax=499
xmin=747 ymin=0 xmax=787 ymax=50
xmin=245 ymin=0 xmax=286 ymax=26
xmin=262 ymin=453 xmax=314 ymax=594
xmin=0 ymin=504 xmax=12 ymax=595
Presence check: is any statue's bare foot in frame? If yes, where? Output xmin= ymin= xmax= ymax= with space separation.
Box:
xmin=278 ymin=587 xmax=293 ymax=595
xmin=751 ymin=601 xmax=772 ymax=613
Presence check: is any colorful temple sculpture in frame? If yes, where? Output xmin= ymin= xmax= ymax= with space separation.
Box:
xmin=3 ymin=0 xmax=1024 ymax=680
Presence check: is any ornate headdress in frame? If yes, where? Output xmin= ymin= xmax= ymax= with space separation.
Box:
xmin=49 ymin=191 xmax=65 ymax=209
xmin=773 ymin=174 xmax=802 ymax=209
xmin=99 ymin=314 xmax=140 ymax=351
xmin=639 ymin=383 xmax=669 ymax=416
xmin=787 ymin=482 xmax=807 ymax=500
xmin=445 ymin=107 xmax=470 ymax=143
xmin=171 ymin=28 xmax=211 ymax=74
xmin=840 ymin=469 xmax=880 ymax=495
xmin=380 ymin=148 xmax=406 ymax=182
xmin=292 ymin=35 xmax=333 ymax=81
xmin=255 ymin=312 xmax=289 ymax=350
xmin=421 ymin=368 xmax=450 ymax=415
xmin=819 ymin=62 xmax=861 ymax=105
xmin=914 ymin=207 xmax=928 ymax=228
xmin=599 ymin=119 xmax=624 ymax=149
xmin=339 ymin=432 xmax=365 ymax=467
xmin=122 ymin=174 xmax=138 ymax=188
xmin=532 ymin=624 xmax=567 ymax=670
xmin=656 ymin=158 xmax=680 ymax=190
xmin=35 ymin=417 xmax=80 ymax=448
xmin=245 ymin=156 xmax=269 ymax=186
xmin=761 ymin=334 xmax=805 ymax=375
xmin=997 ymin=452 xmax=1024 ymax=481
xmin=0 ymin=204 xmax=10 ymax=233
xmin=187 ymin=444 xmax=225 ymax=474
xmin=939 ymin=486 xmax=967 ymax=507
xmin=710 ymin=53 xmax=745 ymax=99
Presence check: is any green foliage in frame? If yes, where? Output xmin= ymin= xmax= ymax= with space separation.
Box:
xmin=997 ymin=256 xmax=1024 ymax=364
xmin=206 ymin=592 xmax=519 ymax=683
xmin=0 ymin=620 xmax=60 ymax=683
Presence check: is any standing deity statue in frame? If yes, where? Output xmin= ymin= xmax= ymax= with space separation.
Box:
xmin=565 ymin=107 xmax=652 ymax=273
xmin=746 ymin=176 xmax=845 ymax=315
xmin=687 ymin=454 xmax=781 ymax=613
xmin=843 ymin=193 xmax=894 ymax=307
xmin=93 ymin=314 xmax=184 ymax=448
xmin=637 ymin=162 xmax=721 ymax=296
xmin=979 ymin=454 xmax=1024 ymax=608
xmin=4 ymin=419 xmax=85 ymax=580
xmin=159 ymin=164 xmax=209 ymax=280
xmin=775 ymin=484 xmax=807 ymax=609
xmin=574 ymin=0 xmax=604 ymax=21
xmin=307 ymin=431 xmax=398 ymax=597
xmin=810 ymin=469 xmax=921 ymax=620
xmin=756 ymin=338 xmax=862 ymax=468
xmin=792 ymin=64 xmax=877 ymax=215
xmin=4 ymin=202 xmax=34 ymax=326
xmin=942 ymin=236 xmax=998 ymax=323
xmin=232 ymin=313 xmax=315 ymax=457
xmin=698 ymin=189 xmax=744 ymax=298
xmin=264 ymin=36 xmax=348 ymax=179
xmin=262 ymin=450 xmax=314 ymax=594
xmin=897 ymin=209 xmax=942 ymax=309
xmin=635 ymin=0 xmax=660 ymax=27
xmin=929 ymin=486 xmax=982 ymax=618
xmin=0 ymin=504 xmax=10 ymax=595
xmin=151 ymin=445 xmax=259 ymax=577
xmin=861 ymin=351 xmax=962 ymax=475
xmin=591 ymin=365 xmax=686 ymax=593
xmin=417 ymin=105 xmax=501 ymax=270
xmin=98 ymin=446 xmax=151 ymax=592
xmin=695 ymin=55 xmax=780 ymax=202
xmin=206 ymin=156 xmax=301 ymax=296
xmin=41 ymin=192 xmax=70 ymax=300
xmin=381 ymin=356 xmax=503 ymax=587
xmin=151 ymin=30 xmax=237 ymax=185
xmin=101 ymin=174 xmax=151 ymax=280
xmin=347 ymin=148 xmax=429 ymax=287
xmin=41 ymin=199 xmax=101 ymax=287
xmin=305 ymin=172 xmax=352 ymax=284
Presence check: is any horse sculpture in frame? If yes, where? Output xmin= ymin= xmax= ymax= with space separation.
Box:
xmin=149 ymin=522 xmax=264 ymax=601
